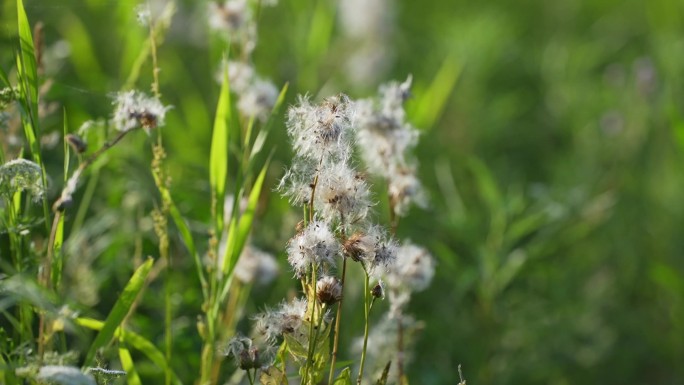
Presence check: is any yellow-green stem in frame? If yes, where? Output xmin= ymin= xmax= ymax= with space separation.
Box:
xmin=357 ymin=272 xmax=371 ymax=385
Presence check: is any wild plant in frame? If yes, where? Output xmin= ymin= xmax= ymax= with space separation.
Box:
xmin=0 ymin=1 xmax=435 ymax=385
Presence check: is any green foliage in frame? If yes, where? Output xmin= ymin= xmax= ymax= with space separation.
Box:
xmin=2 ymin=0 xmax=684 ymax=385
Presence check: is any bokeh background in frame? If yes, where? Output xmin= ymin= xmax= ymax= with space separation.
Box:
xmin=2 ymin=0 xmax=684 ymax=384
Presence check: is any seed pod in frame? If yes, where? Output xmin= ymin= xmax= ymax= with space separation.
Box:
xmin=66 ymin=134 xmax=87 ymax=154
xmin=316 ymin=276 xmax=342 ymax=305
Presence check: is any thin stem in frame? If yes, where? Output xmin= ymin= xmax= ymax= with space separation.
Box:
xmin=328 ymin=214 xmax=348 ymax=384
xmin=397 ymin=311 xmax=404 ymax=385
xmin=308 ymin=156 xmax=324 ymax=223
xmin=38 ymin=211 xmax=62 ymax=360
xmin=387 ymin=190 xmax=405 ymax=382
xmin=303 ymin=264 xmax=318 ymax=383
xmin=357 ymin=272 xmax=371 ymax=385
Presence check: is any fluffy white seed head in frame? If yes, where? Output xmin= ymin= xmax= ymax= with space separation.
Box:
xmin=112 ymin=90 xmax=170 ymax=134
xmin=234 ymin=245 xmax=279 ymax=285
xmin=286 ymin=94 xmax=355 ymax=162
xmin=344 ymin=225 xmax=397 ymax=278
xmin=237 ymin=78 xmax=279 ymax=121
xmin=387 ymin=242 xmax=435 ymax=292
xmin=286 ymin=221 xmax=340 ymax=278
xmin=355 ymin=76 xmax=426 ymax=216
xmin=314 ymin=162 xmax=372 ymax=225
xmin=386 ymin=242 xmax=435 ymax=316
xmin=253 ymin=297 xmax=308 ymax=341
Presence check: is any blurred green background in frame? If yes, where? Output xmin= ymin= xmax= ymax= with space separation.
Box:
xmin=2 ymin=0 xmax=684 ymax=384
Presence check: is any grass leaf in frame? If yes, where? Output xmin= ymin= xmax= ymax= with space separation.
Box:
xmin=83 ymin=258 xmax=154 ymax=366
xmin=76 ymin=317 xmax=182 ymax=385
xmin=333 ymin=367 xmax=352 ymax=385
xmin=410 ymin=53 xmax=461 ymax=130
xmin=209 ymin=67 xmax=232 ymax=234
xmin=119 ymin=345 xmax=142 ymax=385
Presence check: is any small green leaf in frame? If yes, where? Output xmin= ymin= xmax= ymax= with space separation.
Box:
xmin=83 ymin=258 xmax=154 ymax=366
xmin=259 ymin=366 xmax=285 ymax=385
xmin=283 ymin=332 xmax=309 ymax=359
xmin=333 ymin=367 xmax=352 ymax=385
xmin=375 ymin=361 xmax=391 ymax=385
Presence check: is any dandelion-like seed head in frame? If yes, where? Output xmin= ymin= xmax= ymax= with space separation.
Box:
xmin=208 ymin=0 xmax=250 ymax=34
xmin=287 ymin=94 xmax=355 ymax=161
xmin=315 ymin=162 xmax=371 ymax=224
xmin=112 ymin=90 xmax=170 ymax=134
xmin=253 ymin=297 xmax=308 ymax=341
xmin=0 ymin=159 xmax=45 ymax=201
xmin=344 ymin=225 xmax=397 ymax=277
xmin=286 ymin=220 xmax=339 ymax=278
xmin=316 ymin=276 xmax=343 ymax=305
xmin=388 ymin=167 xmax=426 ymax=216
xmin=234 ymin=245 xmax=279 ymax=285
xmin=222 ymin=335 xmax=275 ymax=370
xmin=387 ymin=242 xmax=435 ymax=293
xmin=237 ymin=79 xmax=279 ymax=122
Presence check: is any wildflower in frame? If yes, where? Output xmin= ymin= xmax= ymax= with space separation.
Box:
xmin=237 ymin=78 xmax=279 ymax=121
xmin=371 ymin=280 xmax=385 ymax=300
xmin=216 ymin=61 xmax=279 ymax=121
xmin=234 ymin=244 xmax=279 ymax=285
xmin=343 ymin=225 xmax=397 ymax=277
xmin=386 ymin=242 xmax=434 ymax=292
xmin=316 ymin=276 xmax=342 ymax=305
xmin=112 ymin=90 xmax=170 ymax=134
xmin=355 ymin=76 xmax=426 ymax=216
xmin=314 ymin=162 xmax=371 ymax=225
xmin=219 ymin=60 xmax=255 ymax=93
xmin=253 ymin=297 xmax=308 ymax=341
xmin=0 ymin=158 xmax=44 ymax=200
xmin=388 ymin=168 xmax=426 ymax=217
xmin=385 ymin=242 xmax=435 ymax=315
xmin=208 ymin=0 xmax=250 ymax=34
xmin=277 ymin=159 xmax=317 ymax=207
xmin=37 ymin=366 xmax=96 ymax=385
xmin=286 ymin=94 xmax=355 ymax=161
xmin=222 ymin=334 xmax=276 ymax=370
xmin=286 ymin=221 xmax=340 ymax=278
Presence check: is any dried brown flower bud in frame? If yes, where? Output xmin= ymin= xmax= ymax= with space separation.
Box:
xmin=371 ymin=281 xmax=384 ymax=300
xmin=65 ymin=134 xmax=87 ymax=154
xmin=316 ymin=276 xmax=342 ymax=305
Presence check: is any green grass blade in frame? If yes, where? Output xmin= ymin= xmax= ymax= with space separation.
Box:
xmin=231 ymin=158 xmax=270 ymax=272
xmin=119 ymin=344 xmax=142 ymax=385
xmin=83 ymin=258 xmax=154 ymax=366
xmin=261 ymin=82 xmax=289 ymax=134
xmin=410 ymin=53 xmax=461 ymax=130
xmin=209 ymin=68 xmax=232 ymax=234
xmin=165 ymin=194 xmax=207 ymax=298
xmin=77 ymin=317 xmax=182 ymax=385
xmin=16 ymin=0 xmax=37 ymax=109
xmin=0 ymin=65 xmax=10 ymax=87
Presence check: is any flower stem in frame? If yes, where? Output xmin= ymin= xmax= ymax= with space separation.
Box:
xmin=328 ymin=255 xmax=347 ymax=384
xmin=357 ymin=272 xmax=371 ymax=385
